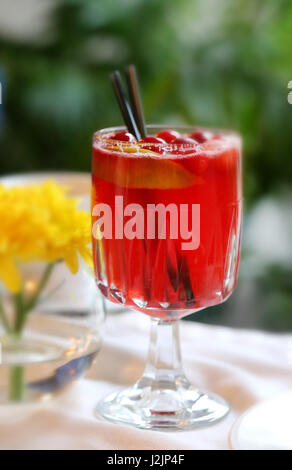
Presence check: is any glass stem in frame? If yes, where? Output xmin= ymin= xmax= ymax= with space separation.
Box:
xmin=139 ymin=318 xmax=189 ymax=390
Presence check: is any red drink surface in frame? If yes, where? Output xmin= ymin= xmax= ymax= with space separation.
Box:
xmin=92 ymin=127 xmax=242 ymax=319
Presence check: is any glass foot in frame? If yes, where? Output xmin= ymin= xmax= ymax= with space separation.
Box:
xmin=97 ymin=383 xmax=229 ymax=431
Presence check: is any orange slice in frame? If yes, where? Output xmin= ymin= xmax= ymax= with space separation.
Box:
xmin=93 ymin=147 xmax=200 ymax=189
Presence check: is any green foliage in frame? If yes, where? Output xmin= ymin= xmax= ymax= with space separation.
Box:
xmin=257 ymin=264 xmax=292 ymax=331
xmin=0 ymin=0 xmax=291 ymax=204
xmin=0 ymin=0 xmax=292 ymax=331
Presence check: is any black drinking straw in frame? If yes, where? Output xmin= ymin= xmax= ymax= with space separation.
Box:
xmin=110 ymin=71 xmax=141 ymax=140
xmin=125 ymin=65 xmax=147 ymax=139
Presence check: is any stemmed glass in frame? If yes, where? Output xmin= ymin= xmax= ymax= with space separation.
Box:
xmin=92 ymin=125 xmax=242 ymax=430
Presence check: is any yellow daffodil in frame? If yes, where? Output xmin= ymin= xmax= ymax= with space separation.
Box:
xmin=0 ymin=181 xmax=92 ymax=293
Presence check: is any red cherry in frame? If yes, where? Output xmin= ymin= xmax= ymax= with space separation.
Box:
xmin=141 ymin=136 xmax=166 ymax=144
xmin=156 ymin=130 xmax=180 ymax=143
xmin=173 ymin=136 xmax=198 ymax=145
xmin=170 ymin=148 xmax=198 ymax=156
xmin=112 ymin=131 xmax=137 ymax=142
xmin=169 ymin=137 xmax=198 ymax=156
xmin=189 ymin=130 xmax=213 ymax=143
xmin=140 ymin=135 xmax=166 ymax=153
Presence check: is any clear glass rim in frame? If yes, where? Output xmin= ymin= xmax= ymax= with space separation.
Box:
xmin=93 ymin=124 xmax=241 ymax=152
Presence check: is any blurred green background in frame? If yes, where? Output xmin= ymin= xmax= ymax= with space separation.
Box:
xmin=0 ymin=0 xmax=291 ymax=331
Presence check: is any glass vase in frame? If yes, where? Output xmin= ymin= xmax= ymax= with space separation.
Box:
xmin=0 ymin=260 xmax=104 ymax=403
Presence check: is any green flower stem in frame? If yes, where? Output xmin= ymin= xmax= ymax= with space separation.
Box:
xmin=25 ymin=262 xmax=56 ymax=311
xmin=0 ymin=263 xmax=56 ymax=402
xmin=13 ymin=263 xmax=55 ymax=337
xmin=0 ymin=295 xmax=12 ymax=335
xmin=9 ymin=366 xmax=25 ymax=402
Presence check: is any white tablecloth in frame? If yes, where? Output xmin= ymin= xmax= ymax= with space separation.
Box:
xmin=0 ymin=312 xmax=292 ymax=450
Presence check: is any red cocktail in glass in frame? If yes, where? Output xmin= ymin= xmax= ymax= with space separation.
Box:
xmin=92 ymin=125 xmax=242 ymax=429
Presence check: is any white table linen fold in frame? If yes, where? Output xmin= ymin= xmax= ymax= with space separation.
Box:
xmin=0 ymin=312 xmax=291 ymax=450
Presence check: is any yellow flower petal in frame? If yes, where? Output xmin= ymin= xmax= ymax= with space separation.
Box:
xmin=0 ymin=258 xmax=21 ymax=293
xmin=79 ymin=245 xmax=93 ymax=268
xmin=64 ymin=250 xmax=79 ymax=274
xmin=0 ymin=181 xmax=92 ymax=278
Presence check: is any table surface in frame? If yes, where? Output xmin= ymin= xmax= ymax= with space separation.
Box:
xmin=0 ymin=311 xmax=291 ymax=450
